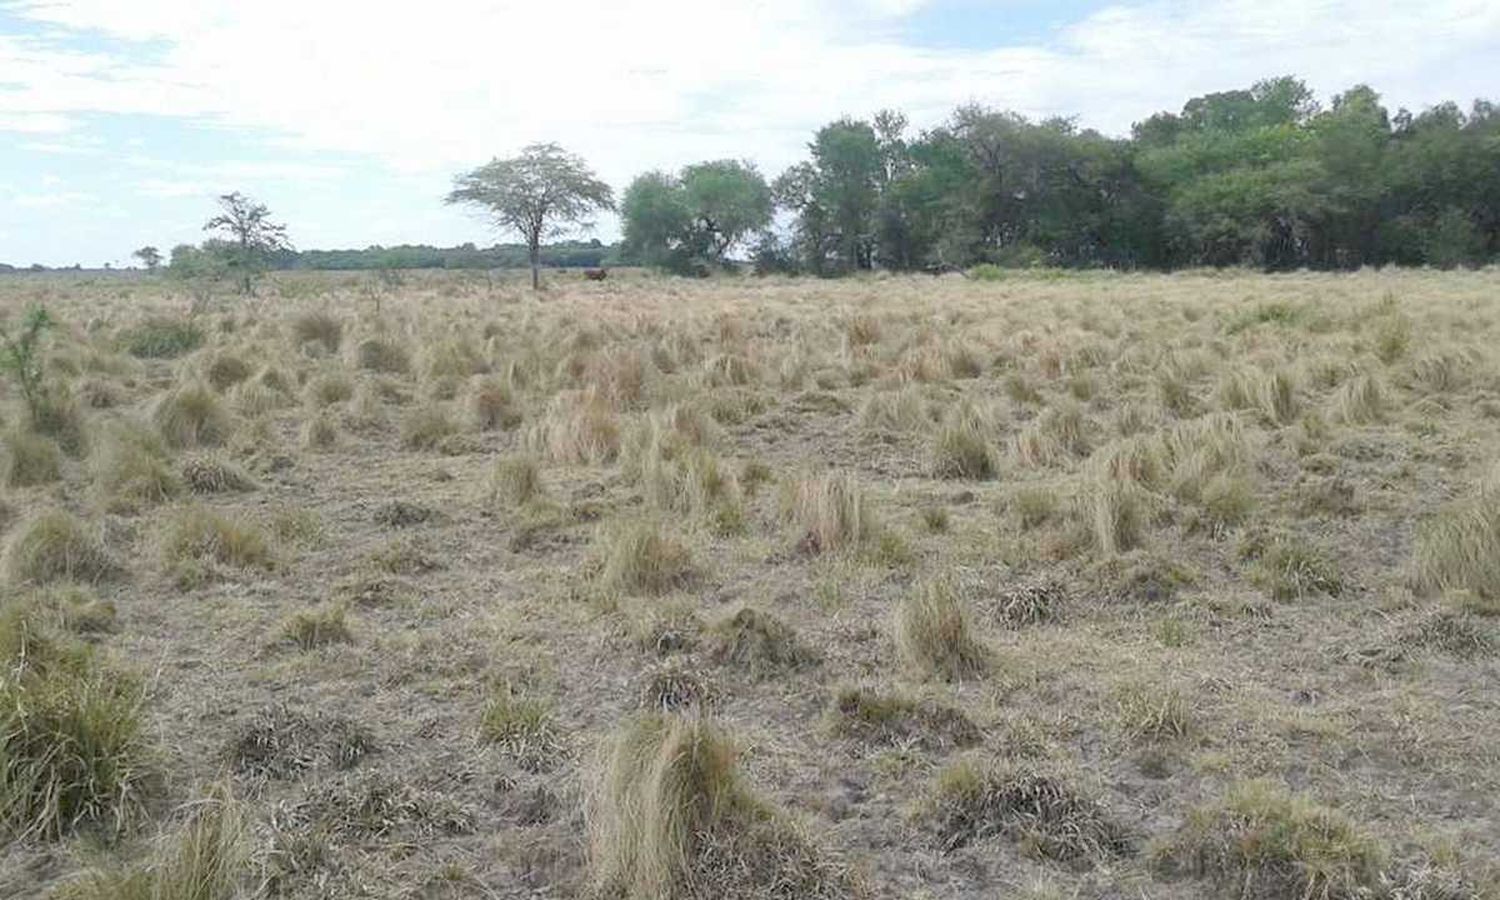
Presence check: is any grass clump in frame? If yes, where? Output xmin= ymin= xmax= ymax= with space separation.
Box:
xmin=1413 ymin=492 xmax=1500 ymax=602
xmin=783 ymin=472 xmax=874 ymax=555
xmin=152 ymin=381 xmax=233 ymax=449
xmin=280 ymin=605 xmax=352 ymax=650
xmin=1158 ymin=780 xmax=1384 ymax=899
xmin=398 ymin=403 xmax=458 ymax=451
xmin=526 ymin=388 xmax=621 ymax=465
xmin=180 ymin=455 xmax=255 ymax=494
xmin=480 ymin=682 xmax=562 ymax=772
xmin=930 ymin=404 xmax=998 ymax=479
xmin=587 ymin=713 xmax=854 ymax=900
xmin=596 ymin=519 xmax=696 ymax=597
xmin=2 ymin=428 xmax=61 ymax=487
xmin=51 ymin=787 xmax=245 ymax=900
xmin=830 ymin=686 xmax=979 ymax=750
xmin=895 ymin=579 xmax=988 ymax=681
xmin=707 ymin=608 xmax=816 ymax=678
xmin=3 ymin=510 xmax=117 ymax=585
xmin=292 ymin=311 xmax=342 ymax=353
xmin=91 ymin=420 xmax=181 ymax=510
xmin=1241 ymin=531 xmax=1343 ymax=601
xmin=352 ymin=337 xmax=410 ymax=374
xmin=483 ymin=454 xmax=545 ymax=507
xmin=120 ymin=318 xmax=204 ymax=359
xmin=0 ymin=605 xmax=150 ymax=841
xmin=1114 ymin=681 xmax=1194 ymax=742
xmin=1330 ymin=374 xmax=1384 ymax=424
xmin=926 ymin=758 xmax=1129 ymax=859
xmin=160 ymin=506 xmax=273 ymax=579
xmin=465 ymin=374 xmax=521 ymax=430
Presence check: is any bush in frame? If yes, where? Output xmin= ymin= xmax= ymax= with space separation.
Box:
xmin=121 ymin=319 xmax=205 ymax=359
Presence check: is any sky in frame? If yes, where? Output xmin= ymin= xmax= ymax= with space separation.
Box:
xmin=2 ymin=0 xmax=1498 ymax=267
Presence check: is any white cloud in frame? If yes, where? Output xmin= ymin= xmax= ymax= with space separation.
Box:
xmin=2 ymin=0 xmax=1498 ymax=255
xmin=6 ymin=2 xmax=1500 ymax=179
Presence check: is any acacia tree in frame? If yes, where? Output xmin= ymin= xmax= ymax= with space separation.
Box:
xmin=132 ymin=245 xmax=162 ymax=271
xmin=445 ymin=143 xmax=614 ymax=290
xmin=203 ymin=192 xmax=292 ymax=295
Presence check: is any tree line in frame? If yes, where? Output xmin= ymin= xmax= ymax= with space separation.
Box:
xmin=624 ymin=76 xmax=1499 ymax=274
xmin=93 ymin=74 xmax=1498 ymax=295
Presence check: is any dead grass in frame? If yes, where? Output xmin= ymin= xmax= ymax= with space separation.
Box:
xmin=152 ymin=381 xmax=233 ymax=449
xmin=926 ymin=758 xmax=1129 ymax=860
xmin=587 ymin=713 xmax=854 ymax=899
xmin=895 ymin=579 xmax=989 ymax=681
xmin=596 ymin=518 xmax=697 ymax=596
xmin=782 ymin=472 xmax=874 ymax=555
xmin=2 ymin=509 xmax=118 ymax=585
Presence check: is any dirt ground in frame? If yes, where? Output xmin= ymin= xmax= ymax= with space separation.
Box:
xmin=1 ymin=267 xmax=1498 ymax=898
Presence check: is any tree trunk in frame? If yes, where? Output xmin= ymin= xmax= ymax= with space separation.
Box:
xmin=529 ymin=239 xmax=540 ymax=291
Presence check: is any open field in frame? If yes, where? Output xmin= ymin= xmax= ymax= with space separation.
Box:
xmin=1 ymin=267 xmax=1498 ymax=899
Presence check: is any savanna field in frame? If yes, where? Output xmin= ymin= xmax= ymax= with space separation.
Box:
xmin=1 ymin=267 xmax=1498 ymax=899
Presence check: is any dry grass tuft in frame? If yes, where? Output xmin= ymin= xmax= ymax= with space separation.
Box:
xmin=2 ymin=510 xmax=117 ymax=585
xmin=399 ymin=403 xmax=458 ymax=451
xmin=587 ymin=713 xmax=854 ymax=900
xmin=926 ymin=758 xmax=1129 ymax=859
xmin=783 ymin=472 xmax=874 ymax=555
xmin=91 ymin=420 xmax=181 ymax=509
xmin=2 ymin=428 xmax=61 ymax=487
xmin=281 ymin=604 xmax=352 ymax=650
xmin=895 ymin=579 xmax=988 ymax=681
xmin=0 ymin=606 xmax=149 ymax=841
xmin=480 ymin=682 xmax=563 ymax=771
xmin=830 ymin=686 xmax=979 ymax=750
xmin=353 ymin=337 xmax=410 ymax=374
xmin=1413 ymin=489 xmax=1500 ymax=602
xmin=152 ymin=381 xmax=233 ymax=449
xmin=292 ymin=311 xmax=343 ymax=353
xmin=482 ymin=454 xmax=545 ymax=507
xmin=180 ymin=455 xmax=256 ymax=494
xmin=708 ymin=607 xmax=816 ymax=677
xmin=160 ymin=506 xmax=273 ymax=580
xmin=1158 ymin=780 xmax=1384 ymax=899
xmin=596 ymin=519 xmax=697 ymax=596
xmin=51 ymin=787 xmax=245 ymax=900
xmin=526 ymin=389 xmax=622 ymax=465
xmin=931 ymin=404 xmax=998 ymax=479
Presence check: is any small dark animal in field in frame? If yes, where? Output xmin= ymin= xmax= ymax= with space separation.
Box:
xmin=583 ymin=268 xmax=608 ymax=281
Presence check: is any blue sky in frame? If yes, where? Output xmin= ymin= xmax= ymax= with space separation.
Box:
xmin=3 ymin=0 xmax=1498 ymax=267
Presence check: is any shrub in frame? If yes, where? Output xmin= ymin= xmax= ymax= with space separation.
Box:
xmin=1158 ymin=780 xmax=1384 ymax=899
xmin=896 ymin=579 xmax=988 ymax=681
xmin=596 ymin=519 xmax=696 ymax=596
xmin=587 ymin=714 xmax=852 ymax=900
xmin=2 ymin=428 xmax=61 ymax=487
xmin=152 ymin=381 xmax=233 ymax=449
xmin=3 ymin=510 xmax=117 ymax=585
xmin=121 ymin=318 xmax=204 ymax=359
xmin=926 ymin=758 xmax=1128 ymax=859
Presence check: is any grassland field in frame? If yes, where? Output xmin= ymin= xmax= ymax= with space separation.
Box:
xmin=1 ymin=267 xmax=1498 ymax=899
